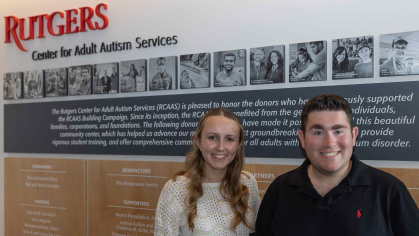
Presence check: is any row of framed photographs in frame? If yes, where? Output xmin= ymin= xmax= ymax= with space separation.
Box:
xmin=4 ymin=30 xmax=419 ymax=100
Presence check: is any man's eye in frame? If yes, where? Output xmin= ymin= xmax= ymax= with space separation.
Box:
xmin=314 ymin=131 xmax=323 ymax=136
xmin=335 ymin=130 xmax=343 ymax=134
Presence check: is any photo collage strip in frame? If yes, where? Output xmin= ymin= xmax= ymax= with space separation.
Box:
xmin=4 ymin=30 xmax=419 ymax=100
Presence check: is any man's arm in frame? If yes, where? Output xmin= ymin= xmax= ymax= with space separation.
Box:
xmin=390 ymin=181 xmax=419 ymax=235
xmin=295 ymin=64 xmax=320 ymax=79
xmin=255 ymin=181 xmax=279 ymax=236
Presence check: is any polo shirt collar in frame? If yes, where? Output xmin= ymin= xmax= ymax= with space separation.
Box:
xmin=288 ymin=155 xmax=371 ymax=198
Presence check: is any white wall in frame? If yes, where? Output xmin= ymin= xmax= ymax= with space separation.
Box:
xmin=1 ymin=0 xmax=419 ymax=235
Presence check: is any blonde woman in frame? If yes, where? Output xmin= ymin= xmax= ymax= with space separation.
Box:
xmin=155 ymin=108 xmax=260 ymax=235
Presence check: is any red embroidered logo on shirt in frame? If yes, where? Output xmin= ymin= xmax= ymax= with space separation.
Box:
xmin=357 ymin=209 xmax=362 ymax=218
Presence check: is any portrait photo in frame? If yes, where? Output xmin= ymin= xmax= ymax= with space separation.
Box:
xmin=3 ymin=72 xmax=22 ymax=100
xmin=250 ymin=45 xmax=285 ymax=85
xmin=149 ymin=56 xmax=177 ymax=91
xmin=23 ymin=70 xmax=44 ymax=99
xmin=68 ymin=65 xmax=92 ymax=96
xmin=332 ymin=36 xmax=374 ymax=79
xmin=180 ymin=53 xmax=210 ymax=89
xmin=214 ymin=49 xmax=246 ymax=87
xmin=380 ymin=31 xmax=419 ymax=77
xmin=45 ymin=67 xmax=67 ymax=97
xmin=289 ymin=40 xmax=327 ymax=82
xmin=93 ymin=62 xmax=119 ymax=94
xmin=120 ymin=59 xmax=147 ymax=93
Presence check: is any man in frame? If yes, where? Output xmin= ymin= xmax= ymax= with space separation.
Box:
xmin=150 ymin=57 xmax=172 ymax=90
xmin=109 ymin=67 xmax=117 ymax=93
xmin=215 ymin=53 xmax=244 ymax=86
xmin=101 ymin=70 xmax=111 ymax=93
xmin=255 ymin=94 xmax=419 ymax=235
xmin=294 ymin=41 xmax=326 ymax=81
xmin=354 ymin=41 xmax=373 ymax=78
xmin=180 ymin=70 xmax=195 ymax=89
xmin=380 ymin=36 xmax=412 ymax=76
xmin=250 ymin=48 xmax=267 ymax=83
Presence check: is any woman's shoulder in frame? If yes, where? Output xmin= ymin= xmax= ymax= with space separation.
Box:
xmin=240 ymin=171 xmax=257 ymax=184
xmin=162 ymin=175 xmax=189 ymax=192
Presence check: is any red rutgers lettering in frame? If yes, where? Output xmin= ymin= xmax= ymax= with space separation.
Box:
xmin=4 ymin=3 xmax=108 ymax=51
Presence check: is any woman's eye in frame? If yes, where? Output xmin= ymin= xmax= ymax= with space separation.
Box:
xmin=208 ymin=136 xmax=216 ymax=140
xmin=227 ymin=138 xmax=234 ymax=142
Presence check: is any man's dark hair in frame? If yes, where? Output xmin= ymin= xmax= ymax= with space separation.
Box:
xmin=301 ymin=94 xmax=354 ymax=134
xmin=157 ymin=57 xmax=166 ymax=65
xmin=309 ymin=41 xmax=323 ymax=47
xmin=224 ymin=53 xmax=236 ymax=62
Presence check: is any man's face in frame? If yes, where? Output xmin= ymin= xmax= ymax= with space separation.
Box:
xmin=358 ymin=47 xmax=371 ymax=61
xmin=392 ymin=42 xmax=408 ymax=61
xmin=82 ymin=69 xmax=89 ymax=78
xmin=310 ymin=43 xmax=322 ymax=55
xmin=157 ymin=61 xmax=166 ymax=73
xmin=112 ymin=68 xmax=116 ymax=74
xmin=298 ymin=111 xmax=358 ymax=176
xmin=182 ymin=71 xmax=189 ymax=81
xmin=104 ymin=70 xmax=108 ymax=76
xmin=253 ymin=49 xmax=264 ymax=62
xmin=224 ymin=56 xmax=235 ymax=72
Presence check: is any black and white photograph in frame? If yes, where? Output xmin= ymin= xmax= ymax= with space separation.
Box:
xmin=120 ymin=59 xmax=147 ymax=92
xmin=93 ymin=62 xmax=119 ymax=94
xmin=332 ymin=36 xmax=374 ymax=79
xmin=250 ymin=45 xmax=285 ymax=85
xmin=214 ymin=49 xmax=246 ymax=87
xmin=149 ymin=56 xmax=177 ymax=91
xmin=380 ymin=31 xmax=419 ymax=77
xmin=3 ymin=72 xmax=22 ymax=100
xmin=68 ymin=65 xmax=92 ymax=96
xmin=45 ymin=67 xmax=67 ymax=97
xmin=289 ymin=40 xmax=327 ymax=82
xmin=180 ymin=53 xmax=210 ymax=89
xmin=23 ymin=70 xmax=44 ymax=99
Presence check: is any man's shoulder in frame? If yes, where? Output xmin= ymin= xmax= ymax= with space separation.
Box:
xmin=269 ymin=166 xmax=301 ymax=188
xmin=380 ymin=58 xmax=394 ymax=69
xmin=367 ymin=165 xmax=403 ymax=187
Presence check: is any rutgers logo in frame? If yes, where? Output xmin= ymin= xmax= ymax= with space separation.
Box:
xmin=4 ymin=3 xmax=109 ymax=52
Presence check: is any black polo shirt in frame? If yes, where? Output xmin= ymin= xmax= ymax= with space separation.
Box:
xmin=255 ymin=155 xmax=419 ymax=236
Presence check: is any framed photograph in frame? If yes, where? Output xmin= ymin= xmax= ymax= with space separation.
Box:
xmin=23 ymin=70 xmax=44 ymax=98
xmin=68 ymin=65 xmax=92 ymax=96
xmin=332 ymin=36 xmax=374 ymax=79
xmin=289 ymin=40 xmax=327 ymax=82
xmin=45 ymin=67 xmax=67 ymax=97
xmin=214 ymin=49 xmax=246 ymax=87
xmin=120 ymin=59 xmax=147 ymax=92
xmin=3 ymin=72 xmax=22 ymax=100
xmin=180 ymin=53 xmax=210 ymax=89
xmin=380 ymin=31 xmax=419 ymax=77
xmin=149 ymin=56 xmax=177 ymax=91
xmin=93 ymin=62 xmax=119 ymax=94
xmin=250 ymin=45 xmax=285 ymax=85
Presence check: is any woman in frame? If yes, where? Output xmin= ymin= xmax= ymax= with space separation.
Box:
xmin=265 ymin=50 xmax=284 ymax=83
xmin=155 ymin=108 xmax=260 ymax=236
xmin=289 ymin=47 xmax=313 ymax=81
xmin=332 ymin=46 xmax=349 ymax=76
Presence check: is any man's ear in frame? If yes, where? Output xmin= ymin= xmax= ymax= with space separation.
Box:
xmin=298 ymin=130 xmax=306 ymax=149
xmin=351 ymin=127 xmax=359 ymax=147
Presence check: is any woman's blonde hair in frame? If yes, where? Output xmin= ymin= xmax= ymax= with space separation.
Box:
xmin=173 ymin=108 xmax=252 ymax=231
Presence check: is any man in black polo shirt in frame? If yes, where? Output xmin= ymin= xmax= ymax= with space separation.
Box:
xmin=255 ymin=94 xmax=419 ymax=236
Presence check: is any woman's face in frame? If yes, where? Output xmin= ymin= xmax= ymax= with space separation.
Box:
xmin=298 ymin=54 xmax=306 ymax=63
xmin=195 ymin=115 xmax=241 ymax=177
xmin=336 ymin=50 xmax=346 ymax=63
xmin=270 ymin=52 xmax=279 ymax=65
